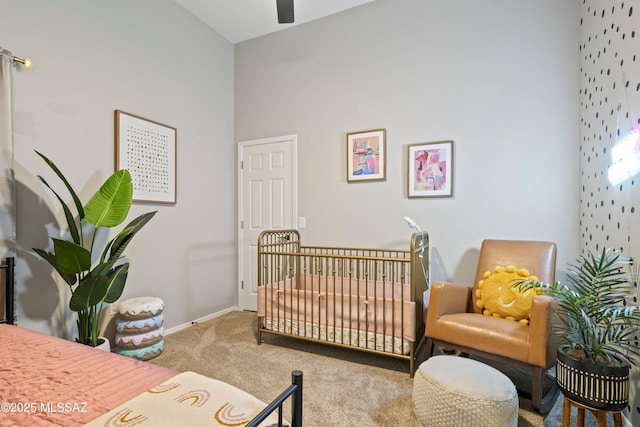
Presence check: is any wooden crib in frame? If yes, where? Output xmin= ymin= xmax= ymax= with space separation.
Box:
xmin=257 ymin=229 xmax=429 ymax=376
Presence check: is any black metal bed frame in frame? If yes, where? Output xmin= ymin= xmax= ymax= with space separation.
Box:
xmin=1 ymin=256 xmax=14 ymax=325
xmin=247 ymin=370 xmax=303 ymax=427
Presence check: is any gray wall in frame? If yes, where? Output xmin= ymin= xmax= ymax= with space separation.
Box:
xmin=4 ymin=0 xmax=639 ymax=421
xmin=579 ymin=1 xmax=640 ymax=422
xmin=236 ymin=0 xmax=580 ymax=284
xmin=1 ymin=0 xmax=235 ymax=337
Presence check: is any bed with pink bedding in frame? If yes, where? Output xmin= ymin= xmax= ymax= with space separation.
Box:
xmin=0 ymin=324 xmax=302 ymax=427
xmin=0 ymin=256 xmax=302 ymax=427
xmin=0 ymin=323 xmax=176 ymax=426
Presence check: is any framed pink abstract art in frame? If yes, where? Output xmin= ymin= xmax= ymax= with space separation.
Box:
xmin=408 ymin=140 xmax=453 ymax=198
xmin=347 ymin=128 xmax=386 ymax=182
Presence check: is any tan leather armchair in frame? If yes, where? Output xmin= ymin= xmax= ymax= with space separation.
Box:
xmin=424 ymin=239 xmax=559 ymax=413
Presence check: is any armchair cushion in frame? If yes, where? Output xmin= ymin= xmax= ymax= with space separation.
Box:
xmin=475 ymin=265 xmax=540 ymax=324
xmin=431 ymin=311 xmax=531 ymax=361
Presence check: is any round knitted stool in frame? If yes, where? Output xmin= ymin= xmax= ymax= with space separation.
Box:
xmin=412 ymin=356 xmax=518 ymax=427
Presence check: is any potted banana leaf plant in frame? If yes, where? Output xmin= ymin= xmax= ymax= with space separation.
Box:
xmin=33 ymin=151 xmax=156 ymax=347
xmin=514 ymin=247 xmax=640 ymax=411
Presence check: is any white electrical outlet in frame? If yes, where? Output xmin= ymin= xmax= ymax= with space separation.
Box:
xmin=299 ymin=216 xmax=306 ymax=228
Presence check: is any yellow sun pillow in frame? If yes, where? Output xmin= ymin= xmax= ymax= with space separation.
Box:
xmin=475 ymin=265 xmax=540 ymax=324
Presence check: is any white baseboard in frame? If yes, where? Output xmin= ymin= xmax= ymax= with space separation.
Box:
xmin=164 ymin=306 xmax=240 ymax=335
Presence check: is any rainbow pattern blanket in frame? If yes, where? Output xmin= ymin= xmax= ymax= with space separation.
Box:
xmin=84 ymin=371 xmax=284 ymax=426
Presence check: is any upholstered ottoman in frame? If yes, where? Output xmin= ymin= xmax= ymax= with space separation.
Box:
xmin=412 ymin=356 xmax=518 ymax=427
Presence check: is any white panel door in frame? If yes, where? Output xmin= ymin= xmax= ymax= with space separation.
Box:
xmin=238 ymin=135 xmax=297 ymax=311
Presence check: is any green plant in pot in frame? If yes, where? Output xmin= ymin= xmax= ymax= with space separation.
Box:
xmin=514 ymin=247 xmax=640 ymax=411
xmin=33 ymin=151 xmax=157 ymax=347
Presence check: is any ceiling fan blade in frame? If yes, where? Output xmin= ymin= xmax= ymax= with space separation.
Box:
xmin=277 ymin=0 xmax=294 ymax=24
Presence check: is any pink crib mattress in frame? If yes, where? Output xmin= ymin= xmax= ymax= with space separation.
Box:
xmin=258 ymin=275 xmax=416 ymax=343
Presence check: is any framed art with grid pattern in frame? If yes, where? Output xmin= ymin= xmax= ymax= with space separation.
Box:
xmin=115 ymin=110 xmax=177 ymax=204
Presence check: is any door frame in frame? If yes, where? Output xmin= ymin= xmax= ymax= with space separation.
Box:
xmin=237 ymin=134 xmax=298 ymax=311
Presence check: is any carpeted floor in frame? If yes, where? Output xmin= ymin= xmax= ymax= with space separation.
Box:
xmin=148 ymin=310 xmax=599 ymax=426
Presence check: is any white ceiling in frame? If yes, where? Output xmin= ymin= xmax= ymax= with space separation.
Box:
xmin=173 ymin=0 xmax=376 ymax=44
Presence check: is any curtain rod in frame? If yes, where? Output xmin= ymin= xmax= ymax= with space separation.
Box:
xmin=12 ymin=55 xmax=33 ymax=69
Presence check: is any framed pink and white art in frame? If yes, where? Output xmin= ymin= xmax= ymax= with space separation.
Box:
xmin=408 ymin=140 xmax=453 ymax=198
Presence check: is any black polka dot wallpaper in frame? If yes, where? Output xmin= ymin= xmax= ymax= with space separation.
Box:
xmin=580 ymin=0 xmax=639 ymax=420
